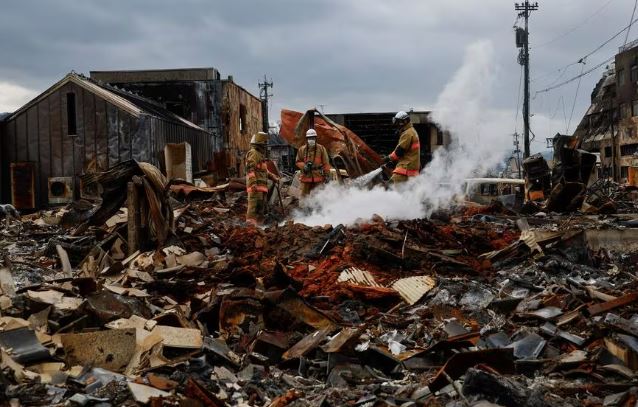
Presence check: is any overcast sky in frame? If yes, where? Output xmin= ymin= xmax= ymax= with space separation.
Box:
xmin=1 ymin=0 xmax=636 ymax=155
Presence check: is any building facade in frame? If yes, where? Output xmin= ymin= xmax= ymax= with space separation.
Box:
xmin=219 ymin=79 xmax=264 ymax=178
xmin=90 ymin=68 xmax=263 ymax=178
xmin=575 ymin=41 xmax=638 ymax=184
xmin=0 ymin=73 xmax=211 ymax=209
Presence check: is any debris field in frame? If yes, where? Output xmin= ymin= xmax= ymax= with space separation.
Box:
xmin=0 ymin=162 xmax=638 ymax=406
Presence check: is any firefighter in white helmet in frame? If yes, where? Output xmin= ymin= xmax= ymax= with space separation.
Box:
xmin=383 ymin=111 xmax=421 ymax=183
xmin=295 ymin=129 xmax=333 ymax=196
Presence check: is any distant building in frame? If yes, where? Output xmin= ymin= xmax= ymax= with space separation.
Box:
xmin=90 ymin=68 xmax=263 ymax=178
xmin=574 ymin=40 xmax=638 ymax=184
xmin=268 ymin=129 xmax=295 ymax=173
xmin=325 ymin=111 xmax=449 ymax=167
xmin=0 ymin=72 xmax=211 ymax=209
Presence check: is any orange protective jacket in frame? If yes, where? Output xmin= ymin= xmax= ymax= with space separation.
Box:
xmin=296 ymin=143 xmax=332 ymax=183
xmin=245 ymin=147 xmax=276 ymax=193
xmin=389 ymin=123 xmax=421 ymax=177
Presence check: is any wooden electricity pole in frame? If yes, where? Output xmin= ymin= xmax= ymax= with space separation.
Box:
xmin=515 ymin=1 xmax=539 ymax=158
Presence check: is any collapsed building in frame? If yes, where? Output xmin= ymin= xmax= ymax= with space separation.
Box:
xmin=574 ymin=40 xmax=638 ymax=185
xmin=90 ymin=68 xmax=263 ymax=179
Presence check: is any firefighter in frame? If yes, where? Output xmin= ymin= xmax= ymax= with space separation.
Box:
xmin=245 ymin=131 xmax=279 ymax=226
xmin=383 ymin=111 xmax=421 ymax=183
xmin=296 ymin=129 xmax=333 ymax=196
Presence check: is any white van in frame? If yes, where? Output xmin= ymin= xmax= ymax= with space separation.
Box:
xmin=463 ymin=178 xmax=525 ymax=208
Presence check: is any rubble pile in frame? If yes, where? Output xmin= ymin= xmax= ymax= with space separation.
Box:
xmin=1 ymin=170 xmax=638 ymax=406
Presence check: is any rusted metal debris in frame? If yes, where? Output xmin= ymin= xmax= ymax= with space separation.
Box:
xmin=2 ymin=163 xmax=638 ymax=405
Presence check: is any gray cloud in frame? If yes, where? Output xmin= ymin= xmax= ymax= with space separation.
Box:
xmin=0 ymin=0 xmax=636 ymax=153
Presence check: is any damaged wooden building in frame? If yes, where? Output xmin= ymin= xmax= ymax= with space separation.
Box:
xmin=0 ymin=68 xmax=263 ymax=209
xmin=90 ymin=68 xmax=262 ymax=179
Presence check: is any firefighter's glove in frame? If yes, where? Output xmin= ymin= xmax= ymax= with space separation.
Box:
xmin=304 ymin=162 xmax=313 ymax=173
xmin=385 ymin=160 xmax=397 ymax=169
xmin=382 ymin=155 xmax=392 ymax=164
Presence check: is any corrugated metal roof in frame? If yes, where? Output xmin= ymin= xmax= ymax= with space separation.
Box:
xmin=337 ymin=267 xmax=381 ymax=287
xmin=390 ymin=276 xmax=436 ymax=305
xmin=7 ymin=73 xmax=207 ymax=133
xmin=8 ymin=73 xmax=142 ymax=120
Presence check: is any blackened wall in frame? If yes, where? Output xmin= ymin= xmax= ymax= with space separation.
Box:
xmin=91 ymin=69 xmax=224 ymax=152
xmin=326 ymin=112 xmax=448 ymax=168
xmin=220 ymin=80 xmax=263 ymax=177
xmin=90 ymin=70 xmax=264 ymax=178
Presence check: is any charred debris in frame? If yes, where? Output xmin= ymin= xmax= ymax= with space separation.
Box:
xmin=0 ymin=147 xmax=636 ymax=407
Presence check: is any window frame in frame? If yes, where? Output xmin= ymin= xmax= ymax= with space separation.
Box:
xmin=66 ymin=92 xmax=77 ymax=136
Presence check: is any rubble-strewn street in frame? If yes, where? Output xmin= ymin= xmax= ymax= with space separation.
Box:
xmin=5 ymin=1 xmax=638 ymax=405
xmin=1 ymin=164 xmax=638 ymax=406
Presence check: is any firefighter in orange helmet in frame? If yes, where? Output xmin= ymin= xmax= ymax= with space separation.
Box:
xmin=245 ymin=132 xmax=279 ymax=225
xmin=383 ymin=111 xmax=421 ymax=183
xmin=296 ymin=129 xmax=333 ymax=196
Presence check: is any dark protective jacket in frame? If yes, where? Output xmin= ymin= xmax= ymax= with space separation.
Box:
xmin=389 ymin=123 xmax=420 ymax=177
xmin=296 ymin=143 xmax=332 ymax=183
xmin=245 ymin=147 xmax=276 ymax=192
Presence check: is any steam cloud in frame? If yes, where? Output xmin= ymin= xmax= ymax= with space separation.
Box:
xmin=293 ymin=40 xmax=512 ymax=226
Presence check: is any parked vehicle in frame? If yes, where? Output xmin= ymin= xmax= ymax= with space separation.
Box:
xmin=464 ymin=178 xmax=525 ymax=209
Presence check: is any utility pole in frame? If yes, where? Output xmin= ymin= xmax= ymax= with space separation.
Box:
xmin=513 ymin=132 xmax=522 ymax=178
xmin=515 ymin=1 xmax=539 ymax=158
xmin=610 ymin=98 xmax=617 ymax=181
xmin=258 ymin=75 xmax=273 ymax=133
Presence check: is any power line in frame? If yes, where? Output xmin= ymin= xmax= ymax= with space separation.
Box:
xmin=539 ymin=64 xmax=572 ymax=86
xmin=561 ymin=96 xmax=568 ymax=131
xmin=550 ymin=96 xmax=562 ymax=119
xmin=533 ymin=13 xmax=638 ymax=91
xmin=566 ymin=61 xmax=586 ymax=134
xmin=624 ymin=0 xmax=638 ymax=45
xmin=532 ymin=61 xmax=578 ymax=85
xmin=535 ymin=56 xmax=614 ymax=95
xmin=537 ymin=0 xmax=615 ymax=48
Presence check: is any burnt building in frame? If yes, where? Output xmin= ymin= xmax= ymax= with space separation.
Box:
xmin=613 ymin=41 xmax=638 ymax=184
xmin=90 ymin=68 xmax=263 ymax=178
xmin=0 ymin=72 xmax=211 ymax=209
xmin=574 ymin=66 xmax=616 ymax=177
xmin=576 ymin=41 xmax=638 ymax=184
xmin=326 ymin=111 xmax=449 ymax=167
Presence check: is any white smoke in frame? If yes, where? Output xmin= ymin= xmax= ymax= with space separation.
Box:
xmin=293 ymin=40 xmax=512 ymax=226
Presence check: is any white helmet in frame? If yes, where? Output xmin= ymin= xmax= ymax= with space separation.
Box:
xmin=392 ymin=111 xmax=410 ymax=125
xmin=306 ymin=129 xmax=318 ymax=138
